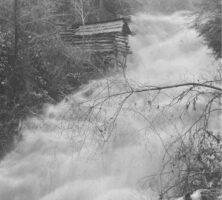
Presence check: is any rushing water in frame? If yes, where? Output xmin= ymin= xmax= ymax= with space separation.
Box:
xmin=0 ymin=12 xmax=217 ymax=200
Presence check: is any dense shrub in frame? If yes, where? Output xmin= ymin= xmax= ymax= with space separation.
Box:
xmin=194 ymin=0 xmax=221 ymax=59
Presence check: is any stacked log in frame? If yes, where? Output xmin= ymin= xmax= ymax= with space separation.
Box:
xmin=115 ymin=33 xmax=131 ymax=54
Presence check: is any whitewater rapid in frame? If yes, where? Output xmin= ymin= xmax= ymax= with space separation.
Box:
xmin=0 ymin=12 xmax=217 ymax=200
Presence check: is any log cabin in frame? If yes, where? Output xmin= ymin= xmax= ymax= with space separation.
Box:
xmin=60 ymin=18 xmax=133 ymax=71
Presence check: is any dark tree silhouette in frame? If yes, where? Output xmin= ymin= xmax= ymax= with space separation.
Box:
xmin=194 ymin=0 xmax=221 ymax=59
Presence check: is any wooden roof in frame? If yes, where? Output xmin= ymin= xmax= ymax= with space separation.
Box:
xmin=62 ymin=19 xmax=132 ymax=37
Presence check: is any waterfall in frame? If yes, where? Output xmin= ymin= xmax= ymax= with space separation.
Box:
xmin=0 ymin=12 xmax=217 ymax=200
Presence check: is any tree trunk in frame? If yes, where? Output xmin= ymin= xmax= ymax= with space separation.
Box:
xmin=14 ymin=0 xmax=18 ymax=64
xmin=99 ymin=0 xmax=104 ymax=10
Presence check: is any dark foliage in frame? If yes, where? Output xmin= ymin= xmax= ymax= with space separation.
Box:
xmin=194 ymin=0 xmax=221 ymax=59
xmin=0 ymin=0 xmax=133 ymax=158
xmin=171 ymin=130 xmax=222 ymax=195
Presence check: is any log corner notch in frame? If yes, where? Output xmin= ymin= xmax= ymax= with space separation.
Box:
xmin=60 ymin=17 xmax=133 ymax=71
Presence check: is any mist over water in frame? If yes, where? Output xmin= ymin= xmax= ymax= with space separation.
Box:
xmin=0 ymin=12 xmax=218 ymax=200
xmin=128 ymin=12 xmax=214 ymax=84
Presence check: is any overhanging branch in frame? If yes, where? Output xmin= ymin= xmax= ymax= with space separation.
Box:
xmin=80 ymin=82 xmax=222 ymax=105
